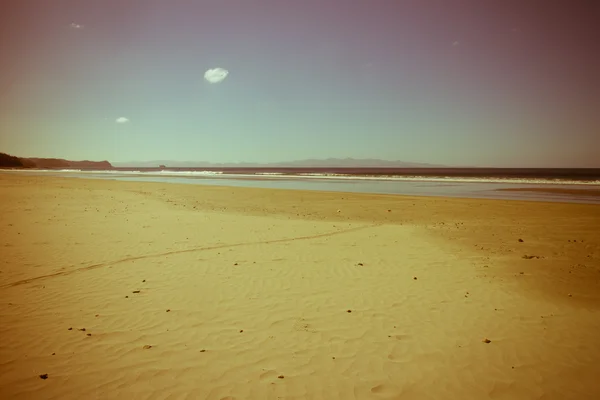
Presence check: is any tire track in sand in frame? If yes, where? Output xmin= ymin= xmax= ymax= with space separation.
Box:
xmin=2 ymin=223 xmax=380 ymax=289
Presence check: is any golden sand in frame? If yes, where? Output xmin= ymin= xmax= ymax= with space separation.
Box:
xmin=1 ymin=174 xmax=599 ymax=399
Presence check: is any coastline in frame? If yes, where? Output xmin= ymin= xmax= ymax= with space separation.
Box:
xmin=4 ymin=168 xmax=600 ymax=205
xmin=1 ymin=174 xmax=599 ymax=399
xmin=496 ymin=187 xmax=600 ymax=197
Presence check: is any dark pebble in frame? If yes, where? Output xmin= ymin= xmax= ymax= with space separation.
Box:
xmin=39 ymin=374 xmax=48 ymax=380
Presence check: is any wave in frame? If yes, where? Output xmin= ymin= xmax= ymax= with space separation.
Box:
xmin=3 ymin=168 xmax=599 ymax=185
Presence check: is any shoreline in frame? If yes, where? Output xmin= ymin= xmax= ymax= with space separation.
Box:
xmin=3 ymin=171 xmax=600 ymax=206
xmin=497 ymin=187 xmax=600 ymax=197
xmin=1 ymin=174 xmax=600 ymax=399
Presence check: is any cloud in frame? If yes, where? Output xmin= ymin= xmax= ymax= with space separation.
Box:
xmin=115 ymin=117 xmax=129 ymax=124
xmin=69 ymin=22 xmax=84 ymax=29
xmin=452 ymin=41 xmax=460 ymax=46
xmin=204 ymin=68 xmax=229 ymax=84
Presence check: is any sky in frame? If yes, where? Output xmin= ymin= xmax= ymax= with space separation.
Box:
xmin=0 ymin=0 xmax=598 ymax=167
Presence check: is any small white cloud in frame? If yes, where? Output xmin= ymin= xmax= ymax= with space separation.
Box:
xmin=204 ymin=67 xmax=229 ymax=84
xmin=116 ymin=117 xmax=129 ymax=124
xmin=452 ymin=41 xmax=460 ymax=46
xmin=69 ymin=22 xmax=84 ymax=29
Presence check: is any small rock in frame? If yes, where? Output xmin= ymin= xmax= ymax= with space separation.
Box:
xmin=413 ymin=276 xmax=417 ymax=280
xmin=347 ymin=309 xmax=352 ymax=313
xmin=240 ymin=330 xmax=244 ymax=333
xmin=519 ymin=272 xmax=524 ymax=275
xmin=142 ymin=280 xmax=146 ymax=283
xmin=518 ymin=239 xmax=524 ymax=242
xmin=568 ymin=293 xmax=572 ymax=297
xmin=278 ymin=375 xmax=284 ymax=379
xmin=52 ymin=353 xmax=55 ymax=356
xmin=79 ymin=328 xmax=86 ymax=332
xmin=95 ymin=314 xmax=99 ymax=317
xmin=39 ymin=374 xmax=48 ymax=380
xmin=132 ymin=290 xmax=141 ymax=294
xmin=357 ymin=263 xmax=364 ymax=266
xmin=234 ymin=263 xmax=238 ymax=266
xmin=125 ymin=296 xmax=129 ymax=298
xmin=87 ymin=333 xmax=92 ymax=336
xmin=200 ymin=349 xmax=206 ymax=353
xmin=68 ymin=327 xmax=72 ymax=331
xmin=166 ymin=309 xmax=171 ymax=312
xmin=143 ymin=345 xmax=152 ymax=349
xmin=482 ymin=338 xmax=491 ymax=344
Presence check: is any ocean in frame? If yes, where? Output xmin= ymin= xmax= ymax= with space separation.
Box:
xmin=3 ymin=167 xmax=600 ymax=204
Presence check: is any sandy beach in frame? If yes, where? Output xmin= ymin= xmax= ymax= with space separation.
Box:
xmin=1 ymin=174 xmax=599 ymax=400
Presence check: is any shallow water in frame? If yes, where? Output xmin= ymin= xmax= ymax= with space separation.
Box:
xmin=4 ymin=169 xmax=600 ymax=205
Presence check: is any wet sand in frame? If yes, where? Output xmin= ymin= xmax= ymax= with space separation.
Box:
xmin=497 ymin=187 xmax=600 ymax=197
xmin=1 ymin=174 xmax=599 ymax=400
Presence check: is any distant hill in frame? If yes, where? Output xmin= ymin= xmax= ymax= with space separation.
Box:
xmin=0 ymin=152 xmax=25 ymax=167
xmin=0 ymin=152 xmax=113 ymax=169
xmin=113 ymin=158 xmax=444 ymax=168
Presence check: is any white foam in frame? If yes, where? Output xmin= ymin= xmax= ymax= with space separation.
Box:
xmin=2 ymin=169 xmax=599 ymax=186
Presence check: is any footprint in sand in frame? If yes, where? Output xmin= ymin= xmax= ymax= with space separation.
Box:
xmin=371 ymin=384 xmax=397 ymax=395
xmin=259 ymin=370 xmax=283 ymax=382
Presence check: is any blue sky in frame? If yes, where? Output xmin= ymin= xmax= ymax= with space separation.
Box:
xmin=0 ymin=0 xmax=598 ymax=167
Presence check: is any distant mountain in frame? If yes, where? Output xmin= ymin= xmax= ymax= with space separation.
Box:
xmin=0 ymin=152 xmax=113 ymax=169
xmin=113 ymin=158 xmax=444 ymax=168
xmin=271 ymin=158 xmax=444 ymax=168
